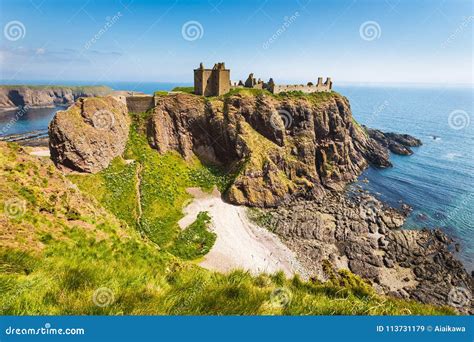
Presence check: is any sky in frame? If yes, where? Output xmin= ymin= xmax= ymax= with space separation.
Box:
xmin=0 ymin=0 xmax=472 ymax=85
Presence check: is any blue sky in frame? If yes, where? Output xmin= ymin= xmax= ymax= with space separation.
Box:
xmin=0 ymin=0 xmax=472 ymax=84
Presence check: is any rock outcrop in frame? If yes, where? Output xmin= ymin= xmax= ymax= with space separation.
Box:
xmin=49 ymin=96 xmax=130 ymax=173
xmin=49 ymin=92 xmax=421 ymax=206
xmin=365 ymin=126 xmax=422 ymax=156
xmin=264 ymin=193 xmax=473 ymax=313
xmin=0 ymin=86 xmax=112 ymax=110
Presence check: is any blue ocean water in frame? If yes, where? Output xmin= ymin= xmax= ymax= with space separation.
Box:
xmin=1 ymin=82 xmax=472 ymax=271
xmin=336 ymin=85 xmax=474 ymax=272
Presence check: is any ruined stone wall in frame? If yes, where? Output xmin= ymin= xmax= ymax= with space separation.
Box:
xmin=195 ymin=69 xmax=214 ymax=96
xmin=272 ymin=84 xmax=332 ymax=94
xmin=126 ymin=95 xmax=155 ymax=113
xmin=217 ymin=69 xmax=231 ymax=95
xmin=194 ymin=67 xmax=230 ymax=96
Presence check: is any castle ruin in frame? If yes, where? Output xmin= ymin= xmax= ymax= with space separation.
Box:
xmin=192 ymin=62 xmax=332 ymax=96
xmin=194 ymin=62 xmax=230 ymax=96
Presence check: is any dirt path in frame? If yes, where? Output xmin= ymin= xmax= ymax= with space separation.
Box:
xmin=134 ymin=163 xmax=143 ymax=225
xmin=179 ymin=187 xmax=307 ymax=278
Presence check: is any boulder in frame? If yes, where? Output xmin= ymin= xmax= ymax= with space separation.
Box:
xmin=49 ymin=96 xmax=130 ymax=173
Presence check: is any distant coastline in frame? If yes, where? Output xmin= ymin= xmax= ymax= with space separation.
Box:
xmin=0 ymin=85 xmax=113 ymax=111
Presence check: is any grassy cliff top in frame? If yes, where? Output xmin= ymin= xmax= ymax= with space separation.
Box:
xmin=159 ymin=86 xmax=341 ymax=105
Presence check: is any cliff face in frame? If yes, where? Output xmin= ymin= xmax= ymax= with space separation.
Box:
xmin=49 ymin=91 xmax=413 ymax=206
xmin=148 ymin=92 xmax=391 ymax=206
xmin=0 ymin=86 xmax=112 ymax=110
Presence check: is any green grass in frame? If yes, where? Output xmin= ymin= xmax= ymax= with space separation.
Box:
xmin=246 ymin=208 xmax=277 ymax=232
xmin=68 ymin=158 xmax=138 ymax=230
xmin=0 ymin=240 xmax=454 ymax=315
xmin=169 ymin=212 xmax=216 ymax=260
xmin=171 ymin=86 xmax=195 ymax=94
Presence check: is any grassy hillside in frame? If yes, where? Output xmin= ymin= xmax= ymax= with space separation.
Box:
xmin=0 ymin=135 xmax=455 ymax=314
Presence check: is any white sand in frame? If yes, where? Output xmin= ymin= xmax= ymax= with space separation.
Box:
xmin=179 ymin=187 xmax=307 ymax=277
xmin=29 ymin=149 xmax=50 ymax=157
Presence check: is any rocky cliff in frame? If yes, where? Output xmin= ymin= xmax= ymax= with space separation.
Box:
xmin=49 ymin=91 xmax=417 ymax=207
xmin=49 ymin=96 xmax=130 ymax=173
xmin=0 ymin=85 xmax=112 ymax=110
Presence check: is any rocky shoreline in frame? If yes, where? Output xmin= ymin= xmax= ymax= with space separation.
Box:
xmin=0 ymin=130 xmax=49 ymax=147
xmin=250 ymin=190 xmax=473 ymax=313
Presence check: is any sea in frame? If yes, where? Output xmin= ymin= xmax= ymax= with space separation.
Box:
xmin=1 ymin=82 xmax=472 ymax=272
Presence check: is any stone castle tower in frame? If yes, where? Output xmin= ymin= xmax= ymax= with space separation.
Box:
xmin=194 ymin=62 xmax=230 ymax=96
